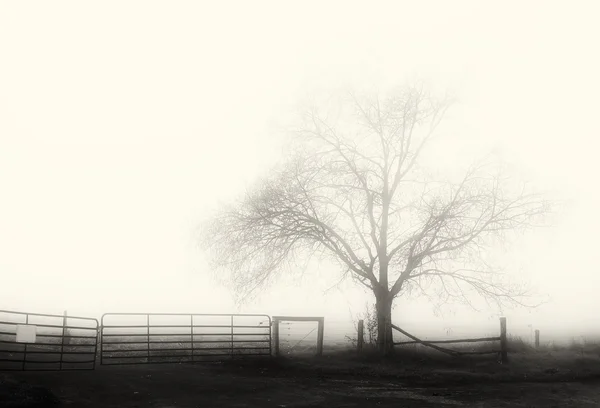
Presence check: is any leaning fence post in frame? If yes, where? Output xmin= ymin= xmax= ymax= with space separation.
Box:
xmin=316 ymin=317 xmax=324 ymax=356
xmin=500 ymin=317 xmax=508 ymax=364
xmin=535 ymin=329 xmax=540 ymax=349
xmin=357 ymin=319 xmax=364 ymax=353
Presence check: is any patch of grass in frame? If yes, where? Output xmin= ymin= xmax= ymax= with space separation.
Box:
xmin=262 ymin=336 xmax=600 ymax=386
xmin=0 ymin=374 xmax=60 ymax=407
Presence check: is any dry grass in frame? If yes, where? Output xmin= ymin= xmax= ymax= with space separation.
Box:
xmin=269 ymin=335 xmax=600 ymax=387
xmin=4 ymin=336 xmax=600 ymax=407
xmin=7 ymin=362 xmax=600 ymax=407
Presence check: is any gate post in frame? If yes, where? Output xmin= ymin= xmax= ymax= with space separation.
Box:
xmin=273 ymin=318 xmax=280 ymax=357
xmin=60 ymin=310 xmax=67 ymax=370
xmin=357 ymin=319 xmax=364 ymax=353
xmin=500 ymin=317 xmax=508 ymax=364
xmin=230 ymin=315 xmax=234 ymax=359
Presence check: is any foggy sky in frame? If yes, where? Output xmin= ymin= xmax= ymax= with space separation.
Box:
xmin=1 ymin=1 xmax=599 ymax=342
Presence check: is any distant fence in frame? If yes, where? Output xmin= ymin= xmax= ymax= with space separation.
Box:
xmin=100 ymin=313 xmax=271 ymax=365
xmin=0 ymin=310 xmax=98 ymax=371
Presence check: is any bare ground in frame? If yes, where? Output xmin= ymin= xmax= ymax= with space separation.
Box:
xmin=3 ymin=357 xmax=600 ymax=408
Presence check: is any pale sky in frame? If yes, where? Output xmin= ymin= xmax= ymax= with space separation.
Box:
xmin=1 ymin=1 xmax=599 ymax=343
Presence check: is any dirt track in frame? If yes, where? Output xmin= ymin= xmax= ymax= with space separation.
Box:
xmin=2 ymin=363 xmax=600 ymax=407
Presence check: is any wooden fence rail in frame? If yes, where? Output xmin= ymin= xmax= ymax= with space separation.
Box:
xmin=371 ymin=317 xmax=510 ymax=363
xmin=394 ymin=336 xmax=500 ymax=345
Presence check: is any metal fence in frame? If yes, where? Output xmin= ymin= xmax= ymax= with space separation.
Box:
xmin=0 ymin=310 xmax=99 ymax=371
xmin=100 ymin=313 xmax=271 ymax=365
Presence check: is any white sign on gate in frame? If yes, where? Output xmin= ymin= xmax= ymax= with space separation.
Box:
xmin=16 ymin=324 xmax=36 ymax=343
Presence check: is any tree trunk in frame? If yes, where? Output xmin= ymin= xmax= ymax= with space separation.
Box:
xmin=375 ymin=291 xmax=394 ymax=355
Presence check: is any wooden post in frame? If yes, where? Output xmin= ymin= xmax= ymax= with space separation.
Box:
xmin=190 ymin=315 xmax=194 ymax=363
xmin=535 ymin=329 xmax=540 ymax=349
xmin=357 ymin=320 xmax=364 ymax=353
xmin=273 ymin=318 xmax=280 ymax=357
xmin=146 ymin=315 xmax=150 ymax=363
xmin=23 ymin=314 xmax=29 ymax=370
xmin=230 ymin=315 xmax=234 ymax=360
xmin=316 ymin=317 xmax=324 ymax=357
xmin=500 ymin=317 xmax=508 ymax=364
xmin=60 ymin=310 xmax=67 ymax=370
xmin=62 ymin=310 xmax=70 ymax=344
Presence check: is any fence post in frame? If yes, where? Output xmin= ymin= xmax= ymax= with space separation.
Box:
xmin=23 ymin=314 xmax=29 ymax=370
xmin=62 ymin=310 xmax=71 ymax=345
xmin=316 ymin=317 xmax=324 ymax=356
xmin=190 ymin=315 xmax=194 ymax=363
xmin=146 ymin=315 xmax=150 ymax=363
xmin=500 ymin=317 xmax=508 ymax=364
xmin=535 ymin=329 xmax=540 ymax=349
xmin=273 ymin=318 xmax=280 ymax=357
xmin=60 ymin=310 xmax=67 ymax=370
xmin=99 ymin=318 xmax=103 ymax=366
xmin=357 ymin=319 xmax=364 ymax=353
xmin=230 ymin=315 xmax=234 ymax=360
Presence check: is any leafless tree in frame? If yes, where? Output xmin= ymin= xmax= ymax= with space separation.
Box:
xmin=200 ymin=83 xmax=555 ymax=354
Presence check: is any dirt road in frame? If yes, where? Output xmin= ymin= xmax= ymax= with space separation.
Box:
xmin=2 ymin=363 xmax=600 ymax=407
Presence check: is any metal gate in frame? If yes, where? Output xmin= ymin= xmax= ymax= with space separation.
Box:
xmin=100 ymin=313 xmax=271 ymax=365
xmin=0 ymin=310 xmax=99 ymax=371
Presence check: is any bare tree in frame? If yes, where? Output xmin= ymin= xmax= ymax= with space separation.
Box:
xmin=200 ymin=83 xmax=554 ymax=354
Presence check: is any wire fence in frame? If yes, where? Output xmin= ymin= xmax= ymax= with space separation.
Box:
xmin=275 ymin=319 xmax=358 ymax=355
